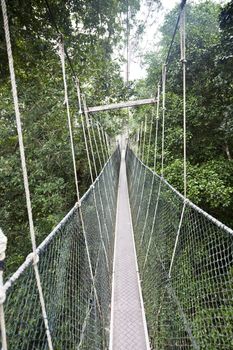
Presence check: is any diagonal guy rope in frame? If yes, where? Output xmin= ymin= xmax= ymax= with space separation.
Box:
xmin=1 ymin=0 xmax=53 ymax=349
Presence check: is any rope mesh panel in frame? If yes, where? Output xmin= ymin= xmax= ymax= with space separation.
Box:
xmin=126 ymin=147 xmax=233 ymax=350
xmin=2 ymin=147 xmax=120 ymax=350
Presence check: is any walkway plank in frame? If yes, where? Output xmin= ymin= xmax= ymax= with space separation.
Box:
xmin=110 ymin=149 xmax=150 ymax=350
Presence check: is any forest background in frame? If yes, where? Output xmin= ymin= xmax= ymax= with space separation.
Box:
xmin=0 ymin=0 xmax=232 ymax=274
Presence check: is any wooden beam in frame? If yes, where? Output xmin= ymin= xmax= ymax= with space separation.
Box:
xmin=87 ymin=98 xmax=156 ymax=114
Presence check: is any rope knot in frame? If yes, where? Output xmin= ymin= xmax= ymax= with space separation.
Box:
xmin=27 ymin=252 xmax=39 ymax=265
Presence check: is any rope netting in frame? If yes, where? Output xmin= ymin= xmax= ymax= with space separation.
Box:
xmin=1 ymin=147 xmax=120 ymax=350
xmin=126 ymin=146 xmax=233 ymax=350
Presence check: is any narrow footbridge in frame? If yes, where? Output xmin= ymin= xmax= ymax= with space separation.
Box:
xmin=1 ymin=144 xmax=233 ymax=349
xmin=1 ymin=0 xmax=233 ymax=348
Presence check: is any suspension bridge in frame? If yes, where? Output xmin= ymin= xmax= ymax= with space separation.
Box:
xmin=0 ymin=0 xmax=233 ymax=349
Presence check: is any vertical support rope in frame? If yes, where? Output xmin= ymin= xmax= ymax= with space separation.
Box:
xmin=140 ymin=83 xmax=161 ymax=245
xmin=1 ymin=1 xmax=53 ymax=348
xmin=168 ymin=6 xmax=187 ymax=279
xmin=135 ymin=107 xmax=155 ymax=225
xmin=90 ymin=117 xmax=114 ymax=229
xmin=161 ymin=64 xmax=167 ymax=177
xmin=168 ymin=201 xmax=186 ymax=277
xmin=60 ymin=49 xmax=103 ymax=316
xmin=59 ymin=39 xmax=80 ymax=202
xmin=180 ymin=8 xmax=187 ymax=198
xmin=0 ymin=229 xmax=7 ymax=350
xmin=130 ymin=122 xmax=143 ymax=195
xmin=154 ymin=83 xmax=161 ymax=171
xmin=132 ymin=119 xmax=147 ymax=212
xmin=81 ymin=96 xmax=110 ymax=274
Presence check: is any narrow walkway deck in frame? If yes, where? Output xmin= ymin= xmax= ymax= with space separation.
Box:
xmin=110 ymin=148 xmax=150 ymax=350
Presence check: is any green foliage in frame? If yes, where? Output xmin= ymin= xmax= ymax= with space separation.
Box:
xmin=0 ymin=0 xmax=153 ymax=273
xmin=131 ymin=0 xmax=233 ymax=228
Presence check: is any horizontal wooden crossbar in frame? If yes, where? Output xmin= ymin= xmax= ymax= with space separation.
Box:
xmin=87 ymin=98 xmax=156 ymax=113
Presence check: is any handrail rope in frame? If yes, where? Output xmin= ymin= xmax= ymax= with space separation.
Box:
xmin=3 ymin=148 xmax=119 ymax=293
xmin=140 ymin=83 xmax=161 ymax=245
xmin=1 ymin=1 xmax=53 ymax=349
xmin=149 ymin=239 xmax=200 ymax=350
xmin=128 ymin=149 xmax=233 ymax=236
xmin=58 ymin=39 xmax=103 ymax=315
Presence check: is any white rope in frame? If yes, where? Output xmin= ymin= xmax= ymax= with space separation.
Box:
xmin=81 ymin=95 xmax=110 ymax=274
xmin=59 ymin=47 xmax=105 ymax=315
xmin=168 ymin=6 xmax=187 ymax=279
xmin=59 ymin=39 xmax=80 ymax=202
xmin=168 ymin=201 xmax=187 ymax=278
xmin=143 ymin=179 xmax=162 ymax=270
xmin=154 ymin=83 xmax=161 ymax=171
xmin=161 ymin=64 xmax=167 ymax=177
xmin=98 ymin=123 xmax=116 ymax=210
xmin=130 ymin=122 xmax=143 ymax=195
xmin=94 ymin=120 xmax=115 ymax=209
xmin=140 ymin=83 xmax=161 ymax=245
xmin=0 ymin=229 xmax=7 ymax=350
xmin=180 ymin=8 xmax=187 ymax=198
xmin=135 ymin=111 xmax=154 ymax=225
xmin=142 ymin=115 xmax=148 ymax=163
xmin=1 ymin=1 xmax=53 ymax=348
xmin=90 ymin=117 xmax=114 ymax=231
xmin=132 ymin=118 xmax=147 ymax=212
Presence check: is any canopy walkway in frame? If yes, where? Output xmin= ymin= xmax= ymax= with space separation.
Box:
xmin=0 ymin=0 xmax=233 ymax=349
xmin=1 ymin=143 xmax=233 ymax=350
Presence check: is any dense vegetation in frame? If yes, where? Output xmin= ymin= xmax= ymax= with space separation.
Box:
xmin=0 ymin=0 xmax=232 ymax=276
xmin=0 ymin=0 xmax=161 ymax=273
xmin=130 ymin=0 xmax=233 ymax=228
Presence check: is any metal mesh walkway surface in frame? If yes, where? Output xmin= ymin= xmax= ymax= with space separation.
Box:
xmin=110 ymin=148 xmax=150 ymax=350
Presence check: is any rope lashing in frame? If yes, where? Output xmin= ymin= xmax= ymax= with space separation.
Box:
xmin=1 ymin=1 xmax=54 ymax=348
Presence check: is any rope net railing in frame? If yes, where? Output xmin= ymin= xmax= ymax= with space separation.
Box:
xmin=126 ymin=146 xmax=233 ymax=350
xmin=1 ymin=146 xmax=120 ymax=350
